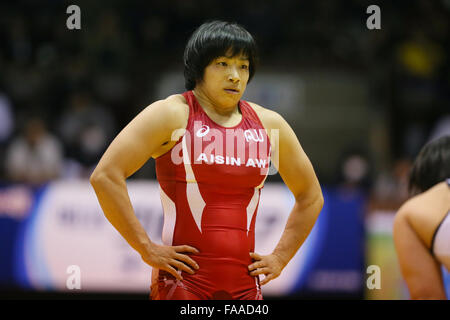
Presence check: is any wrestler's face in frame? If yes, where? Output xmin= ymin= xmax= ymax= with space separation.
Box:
xmin=196 ymin=50 xmax=250 ymax=109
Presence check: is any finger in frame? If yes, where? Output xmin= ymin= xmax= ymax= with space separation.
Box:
xmin=250 ymin=267 xmax=270 ymax=276
xmin=174 ymin=245 xmax=199 ymax=254
xmin=171 ymin=259 xmax=195 ymax=275
xmin=260 ymin=274 xmax=275 ymax=286
xmin=248 ymin=261 xmax=265 ymax=271
xmin=249 ymin=252 xmax=262 ymax=260
xmin=166 ymin=265 xmax=183 ymax=281
xmin=175 ymin=253 xmax=200 ymax=270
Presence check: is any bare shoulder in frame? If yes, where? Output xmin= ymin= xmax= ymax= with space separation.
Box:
xmin=400 ymin=182 xmax=449 ymax=216
xmin=143 ymin=94 xmax=189 ymax=159
xmin=397 ymin=190 xmax=432 ymax=221
xmin=165 ymin=93 xmax=188 ymax=106
xmin=396 ymin=196 xmax=420 ymax=221
xmin=425 ymin=181 xmax=450 ymax=212
xmin=394 ymin=195 xmax=425 ymax=244
xmin=246 ymin=101 xmax=285 ymax=130
xmin=159 ymin=94 xmax=189 ymax=123
xmin=138 ymin=93 xmax=189 ymax=132
xmin=396 ymin=181 xmax=450 ymax=245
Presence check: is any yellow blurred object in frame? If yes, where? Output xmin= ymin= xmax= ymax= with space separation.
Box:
xmin=397 ymin=39 xmax=443 ymax=78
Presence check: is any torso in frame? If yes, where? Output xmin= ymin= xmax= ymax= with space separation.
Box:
xmin=151 ymin=90 xmax=272 ymax=298
xmin=151 ymin=94 xmax=274 ymax=159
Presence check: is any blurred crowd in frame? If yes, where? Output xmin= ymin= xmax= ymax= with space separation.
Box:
xmin=0 ymin=0 xmax=449 ymax=210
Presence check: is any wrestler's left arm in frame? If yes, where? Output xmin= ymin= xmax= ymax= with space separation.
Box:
xmin=248 ymin=110 xmax=324 ymax=285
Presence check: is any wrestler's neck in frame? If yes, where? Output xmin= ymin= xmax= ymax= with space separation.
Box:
xmin=192 ymin=88 xmax=241 ymax=118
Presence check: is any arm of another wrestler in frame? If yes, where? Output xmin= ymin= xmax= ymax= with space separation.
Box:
xmin=393 ymin=203 xmax=446 ymax=299
xmin=90 ymin=95 xmax=199 ymax=281
xmin=248 ymin=107 xmax=324 ymax=285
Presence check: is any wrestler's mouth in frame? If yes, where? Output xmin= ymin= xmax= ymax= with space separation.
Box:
xmin=224 ymin=88 xmax=240 ymax=94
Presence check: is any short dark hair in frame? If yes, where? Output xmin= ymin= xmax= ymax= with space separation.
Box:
xmin=409 ymin=135 xmax=450 ymax=194
xmin=183 ymin=20 xmax=258 ymax=91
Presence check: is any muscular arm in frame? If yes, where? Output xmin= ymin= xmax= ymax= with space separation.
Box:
xmin=249 ymin=109 xmax=324 ymax=284
xmin=90 ymin=97 xmax=198 ymax=279
xmin=269 ymin=112 xmax=324 ymax=266
xmin=393 ymin=209 xmax=447 ymax=299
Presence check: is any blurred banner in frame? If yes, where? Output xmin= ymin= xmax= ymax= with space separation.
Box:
xmin=365 ymin=211 xmax=409 ymax=299
xmin=1 ymin=181 xmax=366 ymax=297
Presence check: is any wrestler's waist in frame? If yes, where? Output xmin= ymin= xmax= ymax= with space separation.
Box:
xmin=200 ymin=208 xmax=256 ymax=231
xmin=177 ymin=229 xmax=254 ymax=259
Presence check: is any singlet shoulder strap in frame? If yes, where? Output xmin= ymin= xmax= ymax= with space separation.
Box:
xmin=240 ymin=100 xmax=265 ymax=128
xmin=181 ymin=91 xmax=199 ymax=128
xmin=430 ymin=211 xmax=450 ymax=256
xmin=432 ymin=178 xmax=450 ymax=254
xmin=430 ymin=180 xmax=450 ymax=255
xmin=181 ymin=91 xmax=197 ymax=112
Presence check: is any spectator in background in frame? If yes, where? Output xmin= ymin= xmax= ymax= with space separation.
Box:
xmin=0 ymin=91 xmax=14 ymax=181
xmin=334 ymin=148 xmax=373 ymax=193
xmin=58 ymin=90 xmax=116 ymax=177
xmin=4 ymin=116 xmax=63 ymax=185
xmin=0 ymin=93 xmax=14 ymax=144
xmin=369 ymin=157 xmax=412 ymax=211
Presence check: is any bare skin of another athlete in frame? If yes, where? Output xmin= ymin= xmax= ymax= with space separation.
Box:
xmin=393 ymin=181 xmax=450 ymax=299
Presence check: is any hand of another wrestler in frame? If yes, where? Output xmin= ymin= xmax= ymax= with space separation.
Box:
xmin=141 ymin=243 xmax=200 ymax=280
xmin=248 ymin=252 xmax=285 ymax=285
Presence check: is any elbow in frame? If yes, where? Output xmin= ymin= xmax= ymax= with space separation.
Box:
xmin=89 ymin=168 xmax=103 ymax=188
xmin=316 ymin=190 xmax=325 ymax=212
xmin=294 ymin=186 xmax=324 ymax=216
xmin=314 ymin=193 xmax=325 ymax=220
xmin=90 ymin=166 xmax=125 ymax=190
xmin=90 ymin=168 xmax=113 ymax=190
xmin=310 ymin=185 xmax=325 ymax=210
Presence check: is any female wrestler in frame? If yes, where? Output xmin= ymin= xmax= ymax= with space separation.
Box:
xmin=393 ymin=135 xmax=450 ymax=299
xmin=90 ymin=20 xmax=324 ymax=300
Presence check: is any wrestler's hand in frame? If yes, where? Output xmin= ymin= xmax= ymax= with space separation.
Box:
xmin=141 ymin=243 xmax=200 ymax=280
xmin=248 ymin=252 xmax=285 ymax=285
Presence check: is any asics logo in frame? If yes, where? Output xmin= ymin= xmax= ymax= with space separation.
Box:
xmin=196 ymin=125 xmax=210 ymax=137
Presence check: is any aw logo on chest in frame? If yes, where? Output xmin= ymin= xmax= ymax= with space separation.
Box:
xmin=170 ymin=121 xmax=275 ymax=176
xmin=244 ymin=129 xmax=264 ymax=143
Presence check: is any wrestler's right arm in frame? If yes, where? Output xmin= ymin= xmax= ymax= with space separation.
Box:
xmin=90 ymin=96 xmax=199 ymax=280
